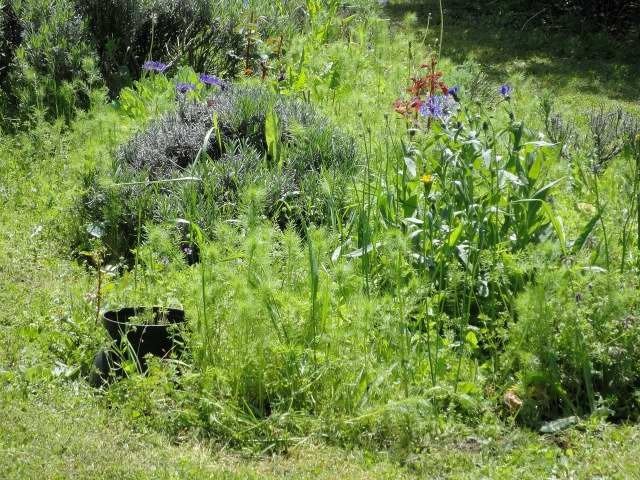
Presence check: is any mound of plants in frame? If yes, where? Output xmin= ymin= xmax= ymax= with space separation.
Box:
xmin=79 ymin=81 xmax=357 ymax=259
xmin=73 ymin=45 xmax=640 ymax=452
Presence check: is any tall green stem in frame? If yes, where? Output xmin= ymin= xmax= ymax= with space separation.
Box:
xmin=593 ymin=174 xmax=610 ymax=269
xmin=438 ymin=0 xmax=444 ymax=59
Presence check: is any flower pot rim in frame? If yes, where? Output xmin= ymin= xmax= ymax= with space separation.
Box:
xmin=102 ymin=306 xmax=185 ymax=328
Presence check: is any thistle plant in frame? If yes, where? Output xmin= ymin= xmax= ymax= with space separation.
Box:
xmin=588 ymin=107 xmax=631 ymax=173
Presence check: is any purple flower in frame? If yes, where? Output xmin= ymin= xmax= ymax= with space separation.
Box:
xmin=176 ymin=82 xmax=195 ymax=94
xmin=419 ymin=95 xmax=445 ymax=119
xmin=447 ymin=85 xmax=459 ymax=96
xmin=142 ymin=60 xmax=168 ymax=73
xmin=199 ymin=73 xmax=224 ymax=87
xmin=499 ymin=84 xmax=512 ymax=97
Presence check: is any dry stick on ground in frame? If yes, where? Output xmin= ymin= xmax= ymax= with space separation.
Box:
xmin=521 ymin=8 xmax=547 ymax=32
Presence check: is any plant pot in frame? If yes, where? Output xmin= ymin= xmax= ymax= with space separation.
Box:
xmin=89 ymin=306 xmax=185 ymax=387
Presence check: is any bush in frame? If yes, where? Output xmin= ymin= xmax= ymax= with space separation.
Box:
xmin=79 ymin=83 xmax=357 ymax=259
xmin=504 ymin=268 xmax=640 ymax=425
xmin=78 ymin=0 xmax=312 ymax=94
xmin=78 ymin=0 xmax=238 ymax=93
xmin=1 ymin=0 xmax=100 ymax=125
xmin=0 ymin=2 xmax=21 ymax=86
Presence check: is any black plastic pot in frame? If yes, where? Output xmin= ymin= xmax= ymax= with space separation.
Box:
xmin=89 ymin=307 xmax=185 ymax=387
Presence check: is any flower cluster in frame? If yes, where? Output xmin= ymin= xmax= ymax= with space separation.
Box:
xmin=410 ymin=59 xmax=450 ymax=97
xmin=143 ymin=60 xmax=168 ymax=73
xmin=419 ymin=95 xmax=444 ymax=118
xmin=499 ymin=84 xmax=513 ymax=98
xmin=142 ymin=61 xmax=226 ymax=93
xmin=176 ymin=83 xmax=195 ymax=94
xmin=394 ymin=58 xmax=515 ymax=128
xmin=199 ymin=73 xmax=225 ymax=88
xmin=394 ymin=57 xmax=459 ymax=125
xmin=175 ymin=75 xmax=225 ymax=94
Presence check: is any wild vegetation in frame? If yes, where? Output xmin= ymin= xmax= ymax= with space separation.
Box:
xmin=2 ymin=0 xmax=640 ymax=478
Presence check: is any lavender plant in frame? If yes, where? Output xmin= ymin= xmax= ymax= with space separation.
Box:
xmin=80 ymin=80 xmax=357 ymax=259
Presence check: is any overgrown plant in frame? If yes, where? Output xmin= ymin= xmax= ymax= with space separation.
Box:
xmin=1 ymin=0 xmax=100 ymax=126
xmin=505 ymin=268 xmax=640 ymax=424
xmin=79 ymin=73 xmax=357 ymax=260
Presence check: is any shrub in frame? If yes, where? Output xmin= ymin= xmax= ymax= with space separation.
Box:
xmin=587 ymin=107 xmax=637 ymax=173
xmin=78 ymin=0 xmax=238 ymax=93
xmin=504 ymin=268 xmax=640 ymax=425
xmin=79 ymin=83 xmax=357 ymax=259
xmin=1 ymin=0 xmax=100 ymax=125
xmin=0 ymin=2 xmax=21 ymax=86
xmin=78 ymin=0 xmax=312 ymax=94
xmin=115 ymin=83 xmax=356 ymax=176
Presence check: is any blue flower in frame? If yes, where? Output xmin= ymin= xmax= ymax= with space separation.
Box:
xmin=499 ymin=84 xmax=512 ymax=97
xmin=447 ymin=85 xmax=459 ymax=96
xmin=176 ymin=82 xmax=195 ymax=94
xmin=143 ymin=60 xmax=168 ymax=73
xmin=199 ymin=73 xmax=225 ymax=88
xmin=419 ymin=95 xmax=445 ymax=119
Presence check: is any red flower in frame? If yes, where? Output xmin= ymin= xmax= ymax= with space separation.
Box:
xmin=408 ymin=77 xmax=429 ymax=96
xmin=409 ymin=97 xmax=424 ymax=111
xmin=394 ymin=56 xmax=450 ymax=122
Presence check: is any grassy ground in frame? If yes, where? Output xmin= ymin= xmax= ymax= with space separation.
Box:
xmin=4 ymin=381 xmax=640 ymax=479
xmin=2 ymin=2 xmax=640 ymax=478
xmin=1 ymin=384 xmax=407 ymax=480
xmin=389 ymin=0 xmax=640 ymax=110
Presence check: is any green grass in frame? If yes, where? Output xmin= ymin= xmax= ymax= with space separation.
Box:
xmin=3 ymin=382 xmax=640 ymax=479
xmin=386 ymin=0 xmax=640 ymax=107
xmin=0 ymin=383 xmax=405 ymax=479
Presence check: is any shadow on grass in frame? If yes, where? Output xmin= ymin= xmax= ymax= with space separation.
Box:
xmin=384 ymin=0 xmax=640 ymax=103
